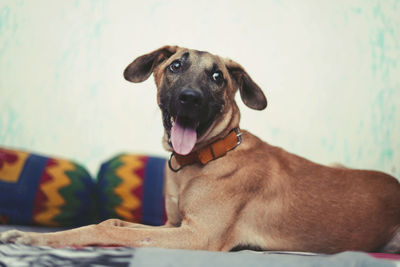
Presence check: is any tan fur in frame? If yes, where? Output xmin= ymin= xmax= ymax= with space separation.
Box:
xmin=1 ymin=46 xmax=399 ymax=254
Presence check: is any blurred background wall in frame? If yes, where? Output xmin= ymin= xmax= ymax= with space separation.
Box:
xmin=0 ymin=0 xmax=399 ymax=179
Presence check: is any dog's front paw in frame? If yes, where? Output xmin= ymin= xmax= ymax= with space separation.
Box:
xmin=0 ymin=230 xmax=36 ymax=245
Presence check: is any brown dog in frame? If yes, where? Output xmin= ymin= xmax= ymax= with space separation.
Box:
xmin=1 ymin=46 xmax=399 ymax=254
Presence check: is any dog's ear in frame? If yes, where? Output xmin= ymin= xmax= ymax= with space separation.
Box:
xmin=124 ymin=46 xmax=178 ymax=83
xmin=225 ymin=59 xmax=267 ymax=110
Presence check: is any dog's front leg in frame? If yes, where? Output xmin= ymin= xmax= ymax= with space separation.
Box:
xmin=0 ymin=223 xmax=206 ymax=250
xmin=99 ymin=218 xmax=175 ymax=229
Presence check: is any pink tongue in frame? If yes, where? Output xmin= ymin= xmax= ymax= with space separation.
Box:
xmin=171 ymin=121 xmax=197 ymax=155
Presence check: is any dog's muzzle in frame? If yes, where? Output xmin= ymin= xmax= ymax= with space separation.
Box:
xmin=161 ymin=85 xmax=223 ymax=156
xmin=166 ymin=88 xmax=206 ymax=156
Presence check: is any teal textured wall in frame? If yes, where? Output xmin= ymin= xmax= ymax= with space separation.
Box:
xmin=0 ymin=1 xmax=399 ymax=179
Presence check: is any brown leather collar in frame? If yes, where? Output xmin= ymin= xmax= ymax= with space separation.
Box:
xmin=168 ymin=128 xmax=242 ymax=172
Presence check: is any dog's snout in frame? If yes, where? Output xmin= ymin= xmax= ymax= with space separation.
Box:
xmin=179 ymin=89 xmax=203 ymax=107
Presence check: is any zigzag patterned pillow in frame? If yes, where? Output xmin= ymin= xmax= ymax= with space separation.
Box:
xmin=97 ymin=154 xmax=167 ymax=226
xmin=0 ymin=147 xmax=96 ymax=227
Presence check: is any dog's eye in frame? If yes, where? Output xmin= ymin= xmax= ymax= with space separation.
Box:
xmin=212 ymin=71 xmax=224 ymax=84
xmin=169 ymin=60 xmax=182 ymax=73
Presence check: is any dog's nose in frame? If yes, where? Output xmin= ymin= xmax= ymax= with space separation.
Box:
xmin=179 ymin=89 xmax=203 ymax=107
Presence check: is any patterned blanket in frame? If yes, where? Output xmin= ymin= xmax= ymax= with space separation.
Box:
xmin=0 ymin=244 xmax=135 ymax=267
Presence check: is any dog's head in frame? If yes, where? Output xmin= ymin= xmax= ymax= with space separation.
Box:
xmin=124 ymin=46 xmax=267 ymax=155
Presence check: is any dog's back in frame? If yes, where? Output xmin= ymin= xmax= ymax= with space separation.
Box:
xmin=230 ymin=130 xmax=400 ymax=253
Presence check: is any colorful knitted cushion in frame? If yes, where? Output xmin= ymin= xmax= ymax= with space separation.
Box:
xmin=97 ymin=154 xmax=167 ymax=226
xmin=0 ymin=147 xmax=96 ymax=227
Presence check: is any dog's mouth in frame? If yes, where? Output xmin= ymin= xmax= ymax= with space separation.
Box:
xmin=163 ymin=110 xmax=216 ymax=155
xmin=170 ymin=116 xmax=199 ymax=155
xmin=160 ymin=88 xmax=223 ymax=155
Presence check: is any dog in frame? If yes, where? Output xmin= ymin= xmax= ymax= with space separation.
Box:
xmin=1 ymin=46 xmax=399 ymax=254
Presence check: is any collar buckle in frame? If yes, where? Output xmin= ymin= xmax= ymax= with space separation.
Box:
xmin=233 ymin=128 xmax=242 ymax=148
